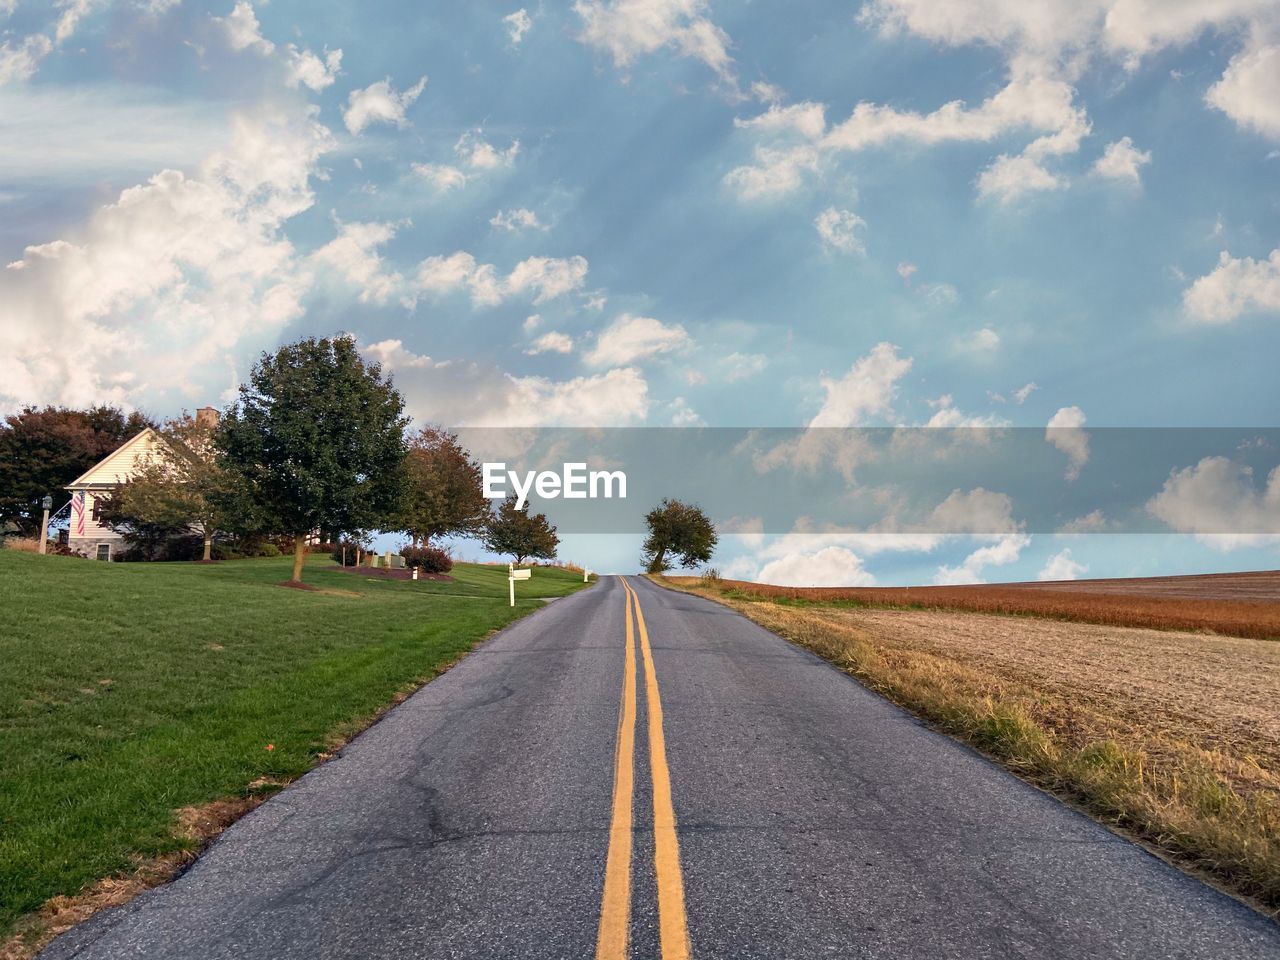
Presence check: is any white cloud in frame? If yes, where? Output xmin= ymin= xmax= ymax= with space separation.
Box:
xmin=1046 ymin=406 xmax=1089 ymax=480
xmin=490 ymin=208 xmax=546 ymax=232
xmin=215 ymin=1 xmax=274 ymax=55
xmin=924 ymin=395 xmax=1008 ymax=429
xmin=285 ymin=45 xmax=343 ymax=92
xmin=0 ymin=34 xmax=53 ymax=85
xmin=455 ymin=129 xmax=519 ymax=170
xmin=1013 ymin=381 xmax=1038 ymax=404
xmin=926 ymin=488 xmax=1021 ymax=535
xmin=1147 ymin=456 xmax=1280 ymax=549
xmin=1059 ymin=509 xmax=1109 ymax=533
xmin=311 ymin=219 xmax=402 ymax=305
xmin=0 ymin=107 xmax=332 ymax=412
xmin=957 ymin=327 xmax=1000 ymax=352
xmin=1183 ymin=248 xmax=1280 ymax=324
xmin=504 ymin=8 xmax=532 ymax=46
xmin=724 ymin=145 xmax=820 ymax=201
xmin=586 ymin=314 xmax=691 ymax=366
xmin=1092 ymin=136 xmax=1151 ymax=182
xmin=525 ymin=331 xmax=574 ymax=355
xmin=757 ymin=546 xmax=876 ymax=587
xmin=934 ymin=533 xmax=1030 ymax=584
xmin=573 ymin=0 xmax=735 ymax=82
xmin=896 ymin=261 xmax=918 ymax=284
xmin=735 ymin=101 xmax=827 ymax=140
xmin=809 ymin=342 xmax=912 ymax=428
xmin=1038 ymin=548 xmax=1088 ymax=580
xmin=814 ymin=206 xmax=867 ymax=255
xmin=363 ymin=339 xmax=650 ymax=428
xmin=412 ymin=163 xmax=468 ymax=192
xmin=1206 ymin=42 xmax=1280 ymax=140
xmin=668 ymin=396 xmax=704 ymax=426
xmin=977 ymin=152 xmax=1065 ymax=203
xmin=343 ymin=76 xmax=427 ymax=135
xmin=415 ymin=252 xmax=589 ymax=308
xmin=523 ymin=313 xmax=542 ymax=331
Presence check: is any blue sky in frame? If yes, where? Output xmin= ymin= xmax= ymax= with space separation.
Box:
xmin=2 ymin=0 xmax=1279 ymax=580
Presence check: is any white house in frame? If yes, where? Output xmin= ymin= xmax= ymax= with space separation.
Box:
xmin=64 ymin=407 xmax=218 ymax=560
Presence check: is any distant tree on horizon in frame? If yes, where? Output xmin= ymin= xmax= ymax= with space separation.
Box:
xmin=219 ymin=336 xmax=409 ymax=584
xmin=483 ymin=494 xmax=559 ymax=565
xmin=642 ymin=499 xmax=717 ymax=573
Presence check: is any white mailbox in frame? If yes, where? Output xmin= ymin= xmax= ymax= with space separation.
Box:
xmin=510 ymin=568 xmax=532 ymax=580
xmin=508 ymin=567 xmax=531 ymax=606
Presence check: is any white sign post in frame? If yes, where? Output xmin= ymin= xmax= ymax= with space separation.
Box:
xmin=508 ymin=567 xmax=532 ymax=606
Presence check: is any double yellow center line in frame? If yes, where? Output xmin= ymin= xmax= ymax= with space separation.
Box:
xmin=595 ymin=578 xmax=692 ymax=960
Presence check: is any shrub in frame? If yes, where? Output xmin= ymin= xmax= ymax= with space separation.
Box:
xmin=700 ymin=567 xmax=722 ymax=585
xmin=257 ymin=542 xmax=281 ymax=558
xmin=400 ymin=545 xmax=453 ymax=574
xmin=331 ymin=539 xmax=368 ymax=567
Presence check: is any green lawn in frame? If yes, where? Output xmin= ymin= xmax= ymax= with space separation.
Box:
xmin=0 ymin=551 xmax=590 ymax=936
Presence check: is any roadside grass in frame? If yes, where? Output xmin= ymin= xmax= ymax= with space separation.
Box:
xmin=682 ymin=576 xmax=1280 ymax=641
xmin=656 ymin=575 xmax=1280 ymax=919
xmin=0 ymin=552 xmax=588 ymax=949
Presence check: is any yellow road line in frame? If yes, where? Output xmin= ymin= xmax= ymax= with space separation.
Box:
xmin=624 ymin=578 xmax=693 ymax=960
xmin=595 ymin=581 xmax=638 ymax=960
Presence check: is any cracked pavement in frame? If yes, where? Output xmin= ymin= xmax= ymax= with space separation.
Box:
xmin=40 ymin=576 xmax=1280 ymax=959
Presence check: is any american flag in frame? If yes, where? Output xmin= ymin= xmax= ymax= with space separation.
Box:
xmin=71 ymin=492 xmax=85 ymax=537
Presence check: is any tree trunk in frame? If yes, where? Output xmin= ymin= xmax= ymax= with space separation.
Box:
xmin=291 ymin=533 xmax=307 ymax=583
xmin=515 ymin=554 xmax=526 ymax=565
xmin=202 ymin=536 xmax=213 ymax=562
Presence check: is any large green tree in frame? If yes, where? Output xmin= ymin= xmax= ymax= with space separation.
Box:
xmin=400 ymin=426 xmax=489 ymax=545
xmin=0 ymin=406 xmax=154 ymax=537
xmin=641 ymin=499 xmax=718 ymax=573
xmin=219 ymin=336 xmax=409 ymax=583
xmin=483 ymin=495 xmax=559 ymax=565
xmin=100 ymin=414 xmax=255 ymax=561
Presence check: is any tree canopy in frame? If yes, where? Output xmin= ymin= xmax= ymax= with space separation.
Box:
xmin=0 ymin=405 xmax=154 ymax=537
xmin=483 ymin=494 xmax=559 ymax=565
xmin=218 ymin=336 xmax=409 ymax=582
xmin=400 ymin=426 xmax=489 ymax=545
xmin=641 ymin=499 xmax=718 ymax=572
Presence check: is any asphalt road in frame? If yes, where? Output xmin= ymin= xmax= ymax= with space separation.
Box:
xmin=41 ymin=576 xmax=1280 ymax=959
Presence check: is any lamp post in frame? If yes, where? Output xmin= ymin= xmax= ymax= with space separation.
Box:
xmin=38 ymin=494 xmax=52 ymax=555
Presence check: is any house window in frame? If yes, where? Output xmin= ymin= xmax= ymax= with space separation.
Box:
xmin=96 ymin=543 xmax=111 ymax=562
xmin=90 ymin=495 xmax=103 ymax=522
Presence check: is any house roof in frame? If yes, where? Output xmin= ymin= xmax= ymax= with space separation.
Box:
xmin=66 ymin=428 xmax=166 ymax=489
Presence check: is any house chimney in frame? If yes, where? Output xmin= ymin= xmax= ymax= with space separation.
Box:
xmin=196 ymin=406 xmax=220 ymax=429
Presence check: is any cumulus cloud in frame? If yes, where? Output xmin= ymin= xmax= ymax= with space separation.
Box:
xmin=415 ymin=252 xmax=589 ymax=307
xmin=586 ymin=314 xmax=691 ymax=366
xmin=573 ymin=0 xmax=735 ymax=82
xmin=455 ymin=129 xmax=519 ymax=169
xmin=504 ymin=8 xmax=532 ymax=46
xmin=343 ymin=76 xmax=427 ymax=135
xmin=757 ymin=546 xmax=876 ymax=587
xmin=1014 ymin=381 xmax=1038 ymax=404
xmin=809 ymin=342 xmax=913 ymax=428
xmin=215 ymin=1 xmax=274 ymax=55
xmin=1183 ymin=248 xmax=1280 ymax=324
xmin=310 ymin=219 xmax=403 ymax=304
xmin=957 ymin=327 xmax=1000 ymax=353
xmin=285 ymin=45 xmax=343 ymax=92
xmin=668 ymin=396 xmax=704 ymax=426
xmin=720 ymin=351 xmax=767 ymax=382
xmin=934 ymin=533 xmax=1031 ymax=584
xmin=490 ymin=208 xmax=546 ymax=232
xmin=525 ymin=331 xmax=574 ymax=355
xmin=724 ymin=145 xmax=821 ymax=201
xmin=363 ymin=339 xmax=650 ymax=427
xmin=0 ymin=108 xmax=332 ymax=411
xmin=1206 ymin=42 xmax=1280 ymax=140
xmin=0 ymin=34 xmax=53 ymax=85
xmin=1046 ymin=406 xmax=1089 ymax=480
xmin=1038 ymin=548 xmax=1087 ymax=580
xmin=1147 ymin=456 xmax=1280 ymax=548
xmin=814 ymin=206 xmax=866 ymax=255
xmin=412 ymin=163 xmax=468 ymax=192
xmin=1092 ymin=136 xmax=1151 ymax=183
xmin=977 ymin=152 xmax=1066 ymax=203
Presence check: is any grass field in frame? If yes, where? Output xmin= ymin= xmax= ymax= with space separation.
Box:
xmin=681 ymin=570 xmax=1280 ymax=640
xmin=658 ymin=573 xmax=1280 ymax=918
xmin=0 ymin=552 xmax=589 ymax=947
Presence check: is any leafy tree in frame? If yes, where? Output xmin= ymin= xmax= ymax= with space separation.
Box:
xmin=99 ymin=413 xmax=253 ymax=561
xmin=219 ymin=336 xmax=409 ymax=584
xmin=483 ymin=495 xmax=559 ymax=565
xmin=0 ymin=405 xmax=153 ymax=536
xmin=641 ymin=499 xmax=718 ymax=573
xmin=400 ymin=426 xmax=489 ymax=545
